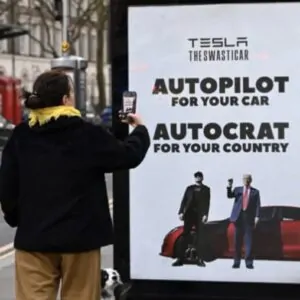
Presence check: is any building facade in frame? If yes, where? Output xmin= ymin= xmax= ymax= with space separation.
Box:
xmin=0 ymin=0 xmax=110 ymax=108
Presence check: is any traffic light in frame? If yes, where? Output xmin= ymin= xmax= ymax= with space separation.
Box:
xmin=54 ymin=0 xmax=63 ymax=22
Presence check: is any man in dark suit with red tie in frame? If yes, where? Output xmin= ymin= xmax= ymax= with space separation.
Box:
xmin=227 ymin=174 xmax=261 ymax=269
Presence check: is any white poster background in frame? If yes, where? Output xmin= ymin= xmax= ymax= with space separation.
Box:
xmin=128 ymin=3 xmax=300 ymax=283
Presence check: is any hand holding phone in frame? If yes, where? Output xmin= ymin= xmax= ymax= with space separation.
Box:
xmin=119 ymin=112 xmax=143 ymax=128
xmin=119 ymin=91 xmax=139 ymax=125
xmin=122 ymin=91 xmax=137 ymax=115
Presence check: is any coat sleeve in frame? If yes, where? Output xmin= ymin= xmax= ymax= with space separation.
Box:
xmin=178 ymin=187 xmax=189 ymax=214
xmin=0 ymin=132 xmax=19 ymax=227
xmin=89 ymin=124 xmax=151 ymax=173
xmin=227 ymin=187 xmax=236 ymax=198
xmin=256 ymin=191 xmax=261 ymax=218
xmin=204 ymin=187 xmax=210 ymax=217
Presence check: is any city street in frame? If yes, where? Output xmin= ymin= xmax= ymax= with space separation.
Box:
xmin=0 ymin=174 xmax=113 ymax=300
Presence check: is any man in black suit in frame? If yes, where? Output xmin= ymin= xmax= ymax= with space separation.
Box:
xmin=173 ymin=171 xmax=210 ymax=267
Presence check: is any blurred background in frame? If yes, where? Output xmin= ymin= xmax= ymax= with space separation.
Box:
xmin=0 ymin=2 xmax=114 ymax=298
xmin=0 ymin=0 xmax=112 ymax=150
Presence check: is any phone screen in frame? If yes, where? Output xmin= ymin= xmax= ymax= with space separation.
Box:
xmin=122 ymin=91 xmax=137 ymax=114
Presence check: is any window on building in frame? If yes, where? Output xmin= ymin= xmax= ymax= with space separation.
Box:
xmin=90 ymin=34 xmax=97 ymax=62
xmin=19 ymin=24 xmax=29 ymax=56
xmin=30 ymin=23 xmax=41 ymax=56
xmin=13 ymin=36 xmax=21 ymax=55
xmin=79 ymin=34 xmax=84 ymax=57
xmin=0 ymin=66 xmax=7 ymax=76
xmin=48 ymin=24 xmax=54 ymax=51
xmin=0 ymin=15 xmax=8 ymax=53
xmin=70 ymin=0 xmax=77 ymax=17
xmin=90 ymin=77 xmax=97 ymax=106
xmin=73 ymin=39 xmax=79 ymax=56
xmin=54 ymin=26 xmax=62 ymax=55
xmin=79 ymin=32 xmax=88 ymax=57
xmin=103 ymin=28 xmax=108 ymax=63
xmin=42 ymin=22 xmax=54 ymax=58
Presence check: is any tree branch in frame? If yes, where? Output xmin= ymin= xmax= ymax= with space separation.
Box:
xmin=17 ymin=20 xmax=58 ymax=57
xmin=11 ymin=0 xmax=107 ymax=59
xmin=29 ymin=30 xmax=58 ymax=57
xmin=32 ymin=4 xmax=59 ymax=57
xmin=33 ymin=0 xmax=56 ymax=19
xmin=71 ymin=0 xmax=104 ymax=41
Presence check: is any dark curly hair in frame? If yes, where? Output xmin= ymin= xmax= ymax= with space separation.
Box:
xmin=25 ymin=70 xmax=72 ymax=109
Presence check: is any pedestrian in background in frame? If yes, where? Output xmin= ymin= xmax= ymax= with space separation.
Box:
xmin=0 ymin=70 xmax=150 ymax=300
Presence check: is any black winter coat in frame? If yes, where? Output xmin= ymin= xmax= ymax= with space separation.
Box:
xmin=0 ymin=116 xmax=150 ymax=252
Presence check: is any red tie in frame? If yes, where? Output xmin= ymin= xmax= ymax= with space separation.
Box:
xmin=242 ymin=188 xmax=249 ymax=210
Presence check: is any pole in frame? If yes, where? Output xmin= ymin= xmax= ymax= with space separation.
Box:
xmin=62 ymin=0 xmax=69 ymax=56
xmin=10 ymin=0 xmax=16 ymax=77
xmin=11 ymin=40 xmax=16 ymax=78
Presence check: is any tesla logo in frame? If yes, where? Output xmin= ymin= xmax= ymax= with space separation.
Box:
xmin=187 ymin=37 xmax=248 ymax=48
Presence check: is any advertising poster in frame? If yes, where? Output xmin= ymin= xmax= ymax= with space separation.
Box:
xmin=128 ymin=3 xmax=300 ymax=283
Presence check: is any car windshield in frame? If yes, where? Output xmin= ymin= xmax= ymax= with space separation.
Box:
xmin=280 ymin=207 xmax=300 ymax=221
xmin=259 ymin=206 xmax=300 ymax=221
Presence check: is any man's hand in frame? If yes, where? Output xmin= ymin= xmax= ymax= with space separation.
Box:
xmin=179 ymin=214 xmax=184 ymax=221
xmin=254 ymin=217 xmax=259 ymax=227
xmin=228 ymin=178 xmax=233 ymax=188
xmin=202 ymin=215 xmax=208 ymax=223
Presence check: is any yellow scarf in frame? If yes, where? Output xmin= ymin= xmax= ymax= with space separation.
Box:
xmin=28 ymin=106 xmax=81 ymax=127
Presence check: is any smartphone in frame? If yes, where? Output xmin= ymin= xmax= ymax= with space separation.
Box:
xmin=122 ymin=91 xmax=137 ymax=115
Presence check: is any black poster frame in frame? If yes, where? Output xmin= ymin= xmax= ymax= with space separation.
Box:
xmin=110 ymin=0 xmax=300 ymax=299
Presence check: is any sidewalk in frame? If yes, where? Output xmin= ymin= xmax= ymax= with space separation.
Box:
xmin=0 ymin=264 xmax=14 ymax=300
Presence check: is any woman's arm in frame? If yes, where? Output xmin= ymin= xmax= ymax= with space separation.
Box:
xmin=88 ymin=124 xmax=151 ymax=173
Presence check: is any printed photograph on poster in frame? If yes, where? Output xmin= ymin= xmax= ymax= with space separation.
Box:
xmin=128 ymin=3 xmax=300 ymax=284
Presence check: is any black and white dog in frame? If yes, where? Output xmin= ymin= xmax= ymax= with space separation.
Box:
xmin=101 ymin=268 xmax=123 ymax=299
xmin=101 ymin=268 xmax=132 ymax=300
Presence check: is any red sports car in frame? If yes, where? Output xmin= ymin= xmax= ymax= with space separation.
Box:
xmin=160 ymin=206 xmax=300 ymax=263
